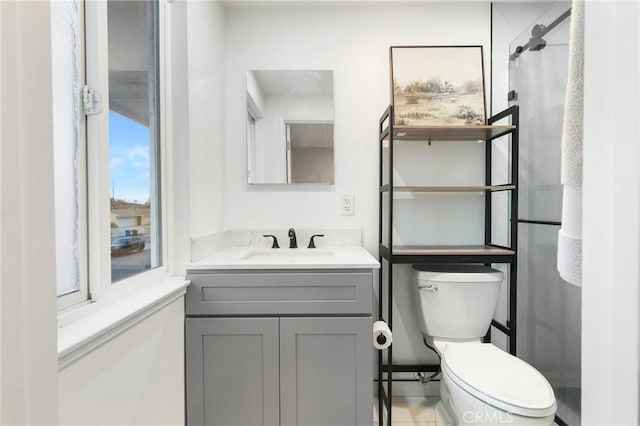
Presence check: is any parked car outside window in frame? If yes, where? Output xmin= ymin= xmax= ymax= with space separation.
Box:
xmin=111 ymin=236 xmax=145 ymax=256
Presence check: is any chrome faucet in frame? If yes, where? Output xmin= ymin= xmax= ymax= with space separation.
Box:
xmin=288 ymin=228 xmax=297 ymax=248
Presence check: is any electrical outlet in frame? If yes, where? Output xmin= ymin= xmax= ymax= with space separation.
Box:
xmin=341 ymin=194 xmax=354 ymax=216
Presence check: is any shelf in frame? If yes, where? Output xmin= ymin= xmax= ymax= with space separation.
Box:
xmin=380 ymin=184 xmax=515 ymax=193
xmin=381 ymin=124 xmax=515 ymax=142
xmin=379 ymin=244 xmax=515 ymax=264
xmin=390 ymin=245 xmax=515 ymax=256
xmin=377 ymin=106 xmax=520 ymax=426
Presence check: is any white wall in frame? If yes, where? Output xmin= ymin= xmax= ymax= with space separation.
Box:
xmin=0 ymin=1 xmax=59 ymax=423
xmin=187 ymin=0 xmax=226 ymax=239
xmin=221 ymin=2 xmax=491 ymax=391
xmin=59 ymin=299 xmax=184 ymax=425
xmin=582 ymin=1 xmax=639 ymax=423
xmin=223 ymin=2 xmax=491 ymax=254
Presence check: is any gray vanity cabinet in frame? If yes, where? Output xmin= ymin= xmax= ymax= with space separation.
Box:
xmin=279 ymin=316 xmax=372 ymax=426
xmin=185 ymin=269 xmax=374 ymax=426
xmin=185 ymin=317 xmax=280 ymax=426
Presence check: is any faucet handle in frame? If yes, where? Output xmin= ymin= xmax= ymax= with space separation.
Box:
xmin=263 ymin=234 xmax=280 ymax=249
xmin=307 ymin=234 xmax=325 ymax=249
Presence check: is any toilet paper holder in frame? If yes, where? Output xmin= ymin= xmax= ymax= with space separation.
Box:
xmin=373 ymin=320 xmax=392 ymax=350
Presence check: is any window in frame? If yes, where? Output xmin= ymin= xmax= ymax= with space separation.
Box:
xmin=107 ymin=0 xmax=162 ymax=283
xmin=53 ymin=0 xmax=163 ymax=311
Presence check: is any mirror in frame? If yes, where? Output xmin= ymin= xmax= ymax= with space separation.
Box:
xmin=246 ymin=70 xmax=334 ymax=185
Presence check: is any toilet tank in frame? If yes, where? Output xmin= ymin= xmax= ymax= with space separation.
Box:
xmin=413 ymin=265 xmax=504 ymax=339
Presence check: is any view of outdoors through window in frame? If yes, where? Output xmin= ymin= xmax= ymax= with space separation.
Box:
xmin=108 ymin=0 xmax=161 ymax=283
xmin=109 ymin=111 xmax=153 ymax=281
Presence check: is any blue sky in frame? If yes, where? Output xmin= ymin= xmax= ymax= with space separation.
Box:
xmin=109 ymin=111 xmax=150 ymax=204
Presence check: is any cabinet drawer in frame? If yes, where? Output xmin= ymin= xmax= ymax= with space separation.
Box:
xmin=186 ymin=270 xmax=373 ymax=316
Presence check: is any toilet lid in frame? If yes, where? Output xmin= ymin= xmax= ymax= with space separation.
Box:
xmin=442 ymin=344 xmax=556 ymax=418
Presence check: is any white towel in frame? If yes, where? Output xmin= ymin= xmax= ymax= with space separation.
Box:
xmin=558 ymin=185 xmax=582 ymax=285
xmin=557 ymin=0 xmax=584 ymax=287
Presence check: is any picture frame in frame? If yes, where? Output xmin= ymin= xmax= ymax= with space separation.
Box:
xmin=390 ymin=45 xmax=487 ymax=126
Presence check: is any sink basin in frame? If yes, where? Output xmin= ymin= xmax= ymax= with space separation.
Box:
xmin=240 ymin=249 xmax=335 ymax=262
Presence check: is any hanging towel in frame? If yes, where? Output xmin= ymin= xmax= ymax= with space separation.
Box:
xmin=557 ymin=0 xmax=584 ymax=287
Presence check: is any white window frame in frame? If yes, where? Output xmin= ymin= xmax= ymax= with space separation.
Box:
xmin=58 ymin=0 xmax=169 ymax=312
xmin=247 ymin=111 xmax=256 ymax=183
xmin=54 ymin=0 xmax=90 ymax=312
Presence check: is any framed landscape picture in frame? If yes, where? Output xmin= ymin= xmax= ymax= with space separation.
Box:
xmin=390 ymin=45 xmax=487 ymax=126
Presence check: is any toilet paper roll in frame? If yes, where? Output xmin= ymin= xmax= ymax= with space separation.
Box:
xmin=373 ymin=320 xmax=392 ymax=350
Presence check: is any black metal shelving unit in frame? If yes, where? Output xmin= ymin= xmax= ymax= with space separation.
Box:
xmin=377 ymin=105 xmax=520 ymax=426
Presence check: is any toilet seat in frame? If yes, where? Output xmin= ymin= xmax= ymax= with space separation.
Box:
xmin=442 ymin=343 xmax=556 ymax=418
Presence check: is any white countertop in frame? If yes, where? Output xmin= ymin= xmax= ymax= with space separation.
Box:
xmin=188 ymin=246 xmax=380 ymax=270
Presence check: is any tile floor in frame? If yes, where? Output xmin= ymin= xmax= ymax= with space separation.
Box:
xmin=374 ymin=396 xmax=440 ymax=426
xmin=374 ymin=396 xmax=562 ymax=426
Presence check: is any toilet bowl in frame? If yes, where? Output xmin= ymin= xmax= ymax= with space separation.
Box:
xmin=436 ymin=341 xmax=556 ymax=425
xmin=413 ymin=265 xmax=556 ymax=425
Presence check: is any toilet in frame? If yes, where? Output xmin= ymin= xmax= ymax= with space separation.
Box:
xmin=413 ymin=265 xmax=556 ymax=425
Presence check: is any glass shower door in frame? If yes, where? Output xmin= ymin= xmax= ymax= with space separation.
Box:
xmin=509 ymin=3 xmax=581 ymax=424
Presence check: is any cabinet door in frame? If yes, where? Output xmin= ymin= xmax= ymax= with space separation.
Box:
xmin=280 ymin=317 xmax=373 ymax=426
xmin=186 ymin=318 xmax=279 ymax=426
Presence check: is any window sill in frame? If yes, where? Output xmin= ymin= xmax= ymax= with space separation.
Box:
xmin=57 ymin=275 xmax=189 ymax=370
